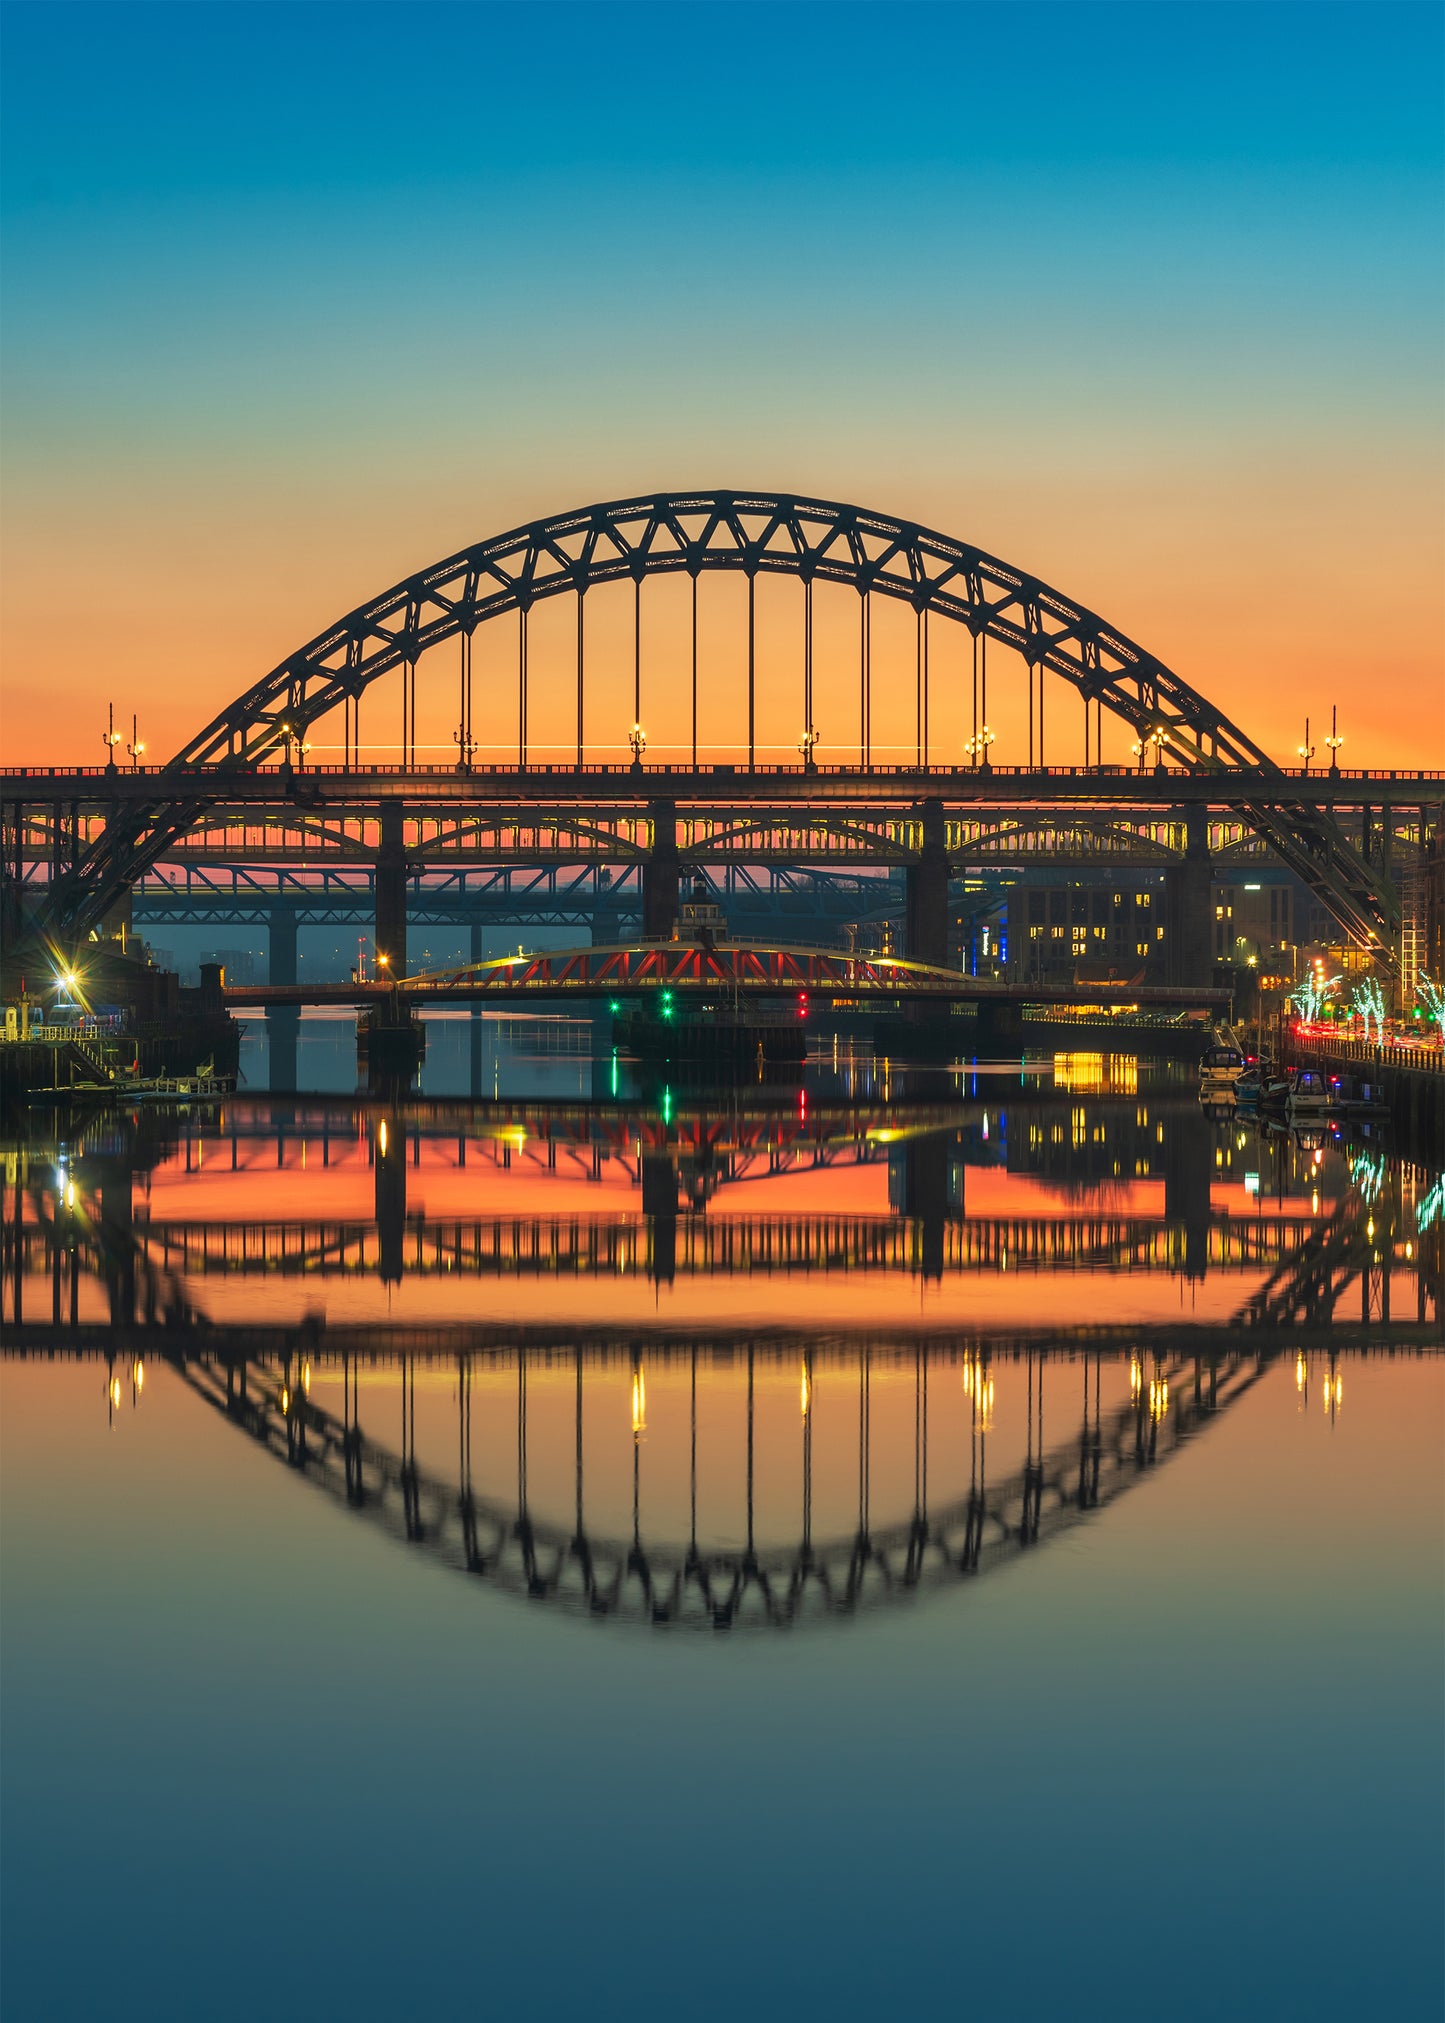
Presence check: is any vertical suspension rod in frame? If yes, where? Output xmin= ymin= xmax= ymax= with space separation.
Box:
xmin=747 ymin=572 xmax=756 ymax=770
xmin=690 ymin=571 xmax=698 ymax=771
xmin=566 ymin=590 xmax=578 ymax=772
xmin=633 ymin=576 xmax=642 ymax=733
xmin=804 ymin=576 xmax=813 ymax=743
xmin=518 ymin=606 xmax=528 ymax=770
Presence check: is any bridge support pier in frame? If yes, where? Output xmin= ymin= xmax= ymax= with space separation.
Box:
xmin=1165 ymin=805 xmax=1213 ymax=989
xmin=376 ymin=803 xmax=408 ymax=977
xmin=642 ymin=799 xmax=679 ymax=941
xmin=974 ymin=999 xmax=1024 ymax=1056
xmin=469 ymin=921 xmax=484 ymax=1098
xmin=905 ymin=800 xmax=950 ymax=970
xmin=641 ymin=1152 xmax=677 ymax=1284
xmin=375 ymin=1112 xmax=406 ymax=1286
xmin=900 ymin=1130 xmax=953 ymax=1281
xmin=1165 ymin=1106 xmax=1211 ymax=1280
xmin=267 ymin=903 xmax=300 ymax=1096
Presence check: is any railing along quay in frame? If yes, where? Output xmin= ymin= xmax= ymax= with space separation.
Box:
xmin=1284 ymin=1030 xmax=1444 ymax=1161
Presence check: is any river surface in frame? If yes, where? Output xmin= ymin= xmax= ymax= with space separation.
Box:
xmin=3 ymin=1033 xmax=1441 ymax=2021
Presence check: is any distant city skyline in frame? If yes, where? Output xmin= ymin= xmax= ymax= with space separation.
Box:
xmin=1 ymin=0 xmax=1441 ymax=768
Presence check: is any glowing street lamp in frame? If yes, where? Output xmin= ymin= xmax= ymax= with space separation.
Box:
xmin=101 ymin=703 xmax=122 ymax=770
xmin=965 ymin=727 xmax=995 ymax=770
xmin=798 ymin=726 xmax=820 ymax=770
xmin=1297 ymin=718 xmax=1315 ymax=771
xmin=1324 ymin=704 xmax=1344 ymax=774
xmin=629 ymin=722 xmax=647 ymax=769
xmin=1131 ymin=725 xmax=1170 ymax=770
xmin=127 ymin=714 xmax=146 ymax=772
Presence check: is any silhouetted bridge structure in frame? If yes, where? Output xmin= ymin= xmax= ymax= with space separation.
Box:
xmin=5 ymin=490 xmax=1440 ymax=987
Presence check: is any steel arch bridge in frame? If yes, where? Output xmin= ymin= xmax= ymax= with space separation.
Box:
xmin=17 ymin=490 xmax=1403 ymax=958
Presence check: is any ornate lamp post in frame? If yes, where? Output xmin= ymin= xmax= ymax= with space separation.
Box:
xmin=101 ymin=703 xmax=122 ymax=770
xmin=628 ymin=722 xmax=647 ymax=773
xmin=127 ymin=715 xmax=146 ymax=773
xmin=798 ymin=726 xmax=820 ymax=771
xmin=1324 ymin=705 xmax=1344 ymax=775
xmin=1297 ymin=719 xmax=1315 ymax=773
xmin=965 ymin=727 xmax=995 ymax=772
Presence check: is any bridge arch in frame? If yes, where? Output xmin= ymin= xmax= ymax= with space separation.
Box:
xmin=189 ymin=489 xmax=1269 ymax=774
xmin=29 ymin=490 xmax=1396 ymax=953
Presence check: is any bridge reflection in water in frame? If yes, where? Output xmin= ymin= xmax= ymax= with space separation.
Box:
xmin=3 ymin=1090 xmax=1439 ymax=1632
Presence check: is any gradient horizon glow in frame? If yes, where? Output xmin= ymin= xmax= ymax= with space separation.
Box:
xmin=2 ymin=1 xmax=1441 ymax=770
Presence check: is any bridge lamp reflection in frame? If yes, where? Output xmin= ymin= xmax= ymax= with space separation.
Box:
xmin=631 ymin=1365 xmax=647 ymax=1438
xmin=1296 ymin=1353 xmax=1308 ymax=1395
xmin=378 ymin=1120 xmax=389 ymax=1158
xmin=961 ymin=1358 xmax=994 ymax=1429
xmin=1148 ymin=1376 xmax=1169 ymax=1423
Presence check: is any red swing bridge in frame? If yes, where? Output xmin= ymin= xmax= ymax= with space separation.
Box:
xmin=221 ymin=937 xmax=1230 ymax=1014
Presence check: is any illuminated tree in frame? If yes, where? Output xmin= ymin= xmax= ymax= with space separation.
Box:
xmin=1350 ymin=975 xmax=1386 ymax=1043
xmin=1288 ymin=971 xmax=1341 ymax=1023
xmin=1417 ymin=974 xmax=1445 ymax=1044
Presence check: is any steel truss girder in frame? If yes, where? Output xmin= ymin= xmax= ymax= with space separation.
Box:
xmin=14 ymin=804 xmax=1377 ymax=872
xmin=17 ymin=489 xmax=1402 ymax=952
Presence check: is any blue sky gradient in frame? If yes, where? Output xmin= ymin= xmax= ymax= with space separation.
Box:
xmin=1 ymin=1 xmax=1440 ymax=765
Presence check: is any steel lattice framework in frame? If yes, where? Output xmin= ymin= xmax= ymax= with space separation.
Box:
xmin=222 ymin=937 xmax=1231 ymax=1010
xmin=22 ymin=490 xmax=1402 ymax=952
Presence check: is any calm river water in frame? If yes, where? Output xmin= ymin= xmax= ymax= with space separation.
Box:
xmin=3 ymin=1027 xmax=1441 ymax=2020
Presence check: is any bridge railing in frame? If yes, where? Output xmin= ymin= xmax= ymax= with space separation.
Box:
xmin=6 ymin=762 xmax=1445 ymax=784
xmin=1289 ymin=1031 xmax=1444 ymax=1077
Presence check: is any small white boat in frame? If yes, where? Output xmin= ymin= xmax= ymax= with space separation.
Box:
xmin=1284 ymin=1068 xmax=1338 ymax=1119
xmin=1199 ymin=1043 xmax=1245 ymax=1101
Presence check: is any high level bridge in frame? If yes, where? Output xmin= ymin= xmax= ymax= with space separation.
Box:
xmin=4 ymin=490 xmax=1441 ymax=984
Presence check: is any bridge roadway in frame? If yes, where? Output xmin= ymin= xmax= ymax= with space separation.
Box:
xmin=8 ymin=760 xmax=1441 ymax=806
xmin=10 ymin=762 xmax=1440 ymax=987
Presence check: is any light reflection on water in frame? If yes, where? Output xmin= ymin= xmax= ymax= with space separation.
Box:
xmin=2 ymin=1061 xmax=1441 ymax=2019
